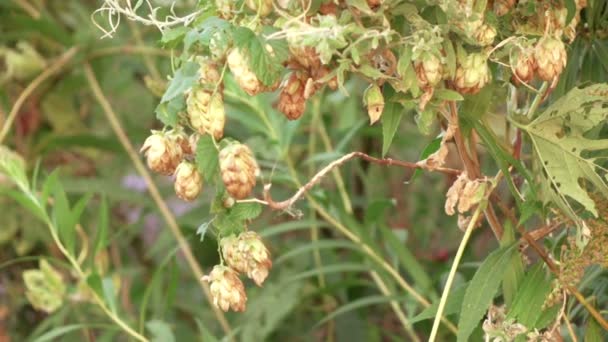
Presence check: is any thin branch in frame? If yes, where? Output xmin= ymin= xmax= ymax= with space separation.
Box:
xmin=83 ymin=64 xmax=233 ymax=336
xmin=0 ymin=47 xmax=79 ymax=144
xmin=429 ymin=201 xmax=484 ymax=342
xmin=264 ymin=151 xmax=462 ymax=211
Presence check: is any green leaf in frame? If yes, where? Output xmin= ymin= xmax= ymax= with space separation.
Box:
xmin=160 ymin=26 xmax=188 ymax=48
xmin=506 ymin=263 xmax=553 ymax=328
xmin=434 ymin=89 xmax=464 ymax=101
xmin=155 ymin=96 xmax=184 ymax=128
xmin=195 ymin=135 xmax=219 ymax=182
xmin=2 ymin=189 xmax=47 ymax=223
xmin=415 ymin=108 xmax=435 ymax=135
xmin=52 ymin=181 xmax=75 ymax=255
xmin=500 ymin=222 xmax=524 ymax=308
xmin=593 ymin=39 xmax=608 ymax=73
xmin=161 ymin=61 xmax=199 ymax=103
xmin=93 ymin=196 xmax=109 ymax=259
xmin=316 ymin=294 xmax=409 ymax=327
xmin=564 ymin=0 xmax=577 ymax=25
xmin=381 ymin=87 xmax=405 ymax=157
xmin=228 ymin=202 xmax=262 ymax=221
xmin=33 ymin=324 xmax=115 ymax=342
xmin=458 ymin=244 xmax=517 ymax=342
xmin=518 ymin=84 xmax=608 ymax=219
xmin=411 ymin=282 xmax=470 ymax=324
xmin=102 ymin=277 xmax=118 ymax=313
xmin=584 ymin=316 xmax=604 ymax=342
xmin=233 ymin=27 xmax=285 ymax=86
xmin=379 ymin=225 xmax=433 ymax=293
xmin=146 ymin=320 xmax=175 ymax=342
xmin=410 ymin=136 xmax=442 ymax=182
xmin=397 ymin=47 xmax=413 ymax=77
xmin=86 ymin=273 xmax=104 ymax=299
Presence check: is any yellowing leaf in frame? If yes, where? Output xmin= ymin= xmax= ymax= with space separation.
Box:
xmin=520 ymin=84 xmax=608 ymax=219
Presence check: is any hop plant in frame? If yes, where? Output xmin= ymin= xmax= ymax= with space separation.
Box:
xmin=533 ymin=37 xmax=567 ymax=81
xmin=474 ymin=24 xmax=497 ymax=46
xmin=512 ymin=49 xmax=536 ymax=84
xmin=278 ymin=71 xmax=310 ymax=120
xmin=202 ymin=265 xmax=247 ymax=312
xmin=219 ymin=143 xmax=259 ymax=199
xmin=227 ymin=49 xmax=275 ymax=96
xmin=140 ymin=132 xmax=183 ymax=176
xmin=174 ymin=161 xmax=203 ymax=201
xmin=454 ymin=53 xmax=491 ymax=94
xmin=414 ymin=53 xmax=443 ymax=89
xmin=186 ymin=89 xmax=225 ymax=140
xmin=494 ymin=0 xmax=516 ymax=16
xmin=221 ymin=231 xmax=272 ymax=286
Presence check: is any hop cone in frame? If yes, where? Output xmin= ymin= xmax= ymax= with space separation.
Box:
xmin=140 ymin=132 xmax=183 ymax=176
xmin=512 ymin=50 xmax=536 ymax=84
xmin=415 ymin=53 xmax=443 ymax=88
xmin=187 ymin=88 xmax=225 ymax=140
xmin=221 ymin=231 xmax=272 ymax=286
xmin=245 ymin=0 xmax=273 ymax=16
xmin=533 ymin=37 xmax=567 ymax=81
xmin=454 ymin=53 xmax=490 ymax=95
xmin=174 ymin=161 xmax=203 ymax=201
xmin=202 ymin=265 xmax=247 ymax=312
xmin=278 ymin=71 xmax=309 ymax=120
xmin=474 ymin=24 xmax=496 ymax=46
xmin=228 ymin=49 xmax=274 ymax=96
xmin=219 ymin=143 xmax=259 ymax=199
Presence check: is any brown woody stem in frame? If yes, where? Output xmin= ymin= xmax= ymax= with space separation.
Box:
xmin=263 ymin=151 xmax=462 ymax=211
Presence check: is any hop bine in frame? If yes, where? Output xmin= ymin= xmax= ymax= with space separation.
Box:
xmin=221 ymin=231 xmax=272 ymax=286
xmin=219 ymin=143 xmax=259 ymax=200
xmin=140 ymin=132 xmax=183 ymax=176
xmin=202 ymin=265 xmax=247 ymax=312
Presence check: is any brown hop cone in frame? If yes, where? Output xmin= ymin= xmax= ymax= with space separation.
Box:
xmin=533 ymin=37 xmax=567 ymax=81
xmin=289 ymin=45 xmax=321 ymax=69
xmin=511 ymin=50 xmax=536 ymax=85
xmin=219 ymin=143 xmax=259 ymax=199
xmin=174 ymin=161 xmax=203 ymax=201
xmin=414 ymin=53 xmax=443 ymax=88
xmin=215 ymin=0 xmax=235 ymax=19
xmin=197 ymin=58 xmax=222 ymax=85
xmin=474 ymin=24 xmax=497 ymax=46
xmin=140 ymin=132 xmax=183 ymax=176
xmin=278 ymin=71 xmax=309 ymax=120
xmin=186 ymin=89 xmax=225 ymax=140
xmin=369 ymin=48 xmax=397 ymax=77
xmin=454 ymin=53 xmax=491 ymax=95
xmin=227 ymin=49 xmax=276 ymax=96
xmin=221 ymin=231 xmax=272 ymax=286
xmin=202 ymin=265 xmax=247 ymax=312
xmin=494 ymin=0 xmax=516 ymax=16
xmin=245 ymin=0 xmax=273 ymax=16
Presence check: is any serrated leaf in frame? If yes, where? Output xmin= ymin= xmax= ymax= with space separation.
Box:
xmin=195 ymin=135 xmax=219 ymax=182
xmin=410 ymin=136 xmax=442 ymax=182
xmin=411 ymin=282 xmax=470 ymax=324
xmin=519 ymin=84 xmax=608 ymax=219
xmin=155 ymin=94 xmax=184 ymax=127
xmin=161 ymin=61 xmax=199 ymax=103
xmin=160 ymin=26 xmax=188 ymax=48
xmin=229 ymin=202 xmax=262 ymax=221
xmin=233 ymin=27 xmax=285 ymax=86
xmin=458 ymin=244 xmax=516 ymax=342
xmin=381 ymin=86 xmax=405 ymax=156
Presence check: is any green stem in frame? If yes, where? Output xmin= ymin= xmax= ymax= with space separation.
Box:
xmin=428 ymin=203 xmax=485 ymax=342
